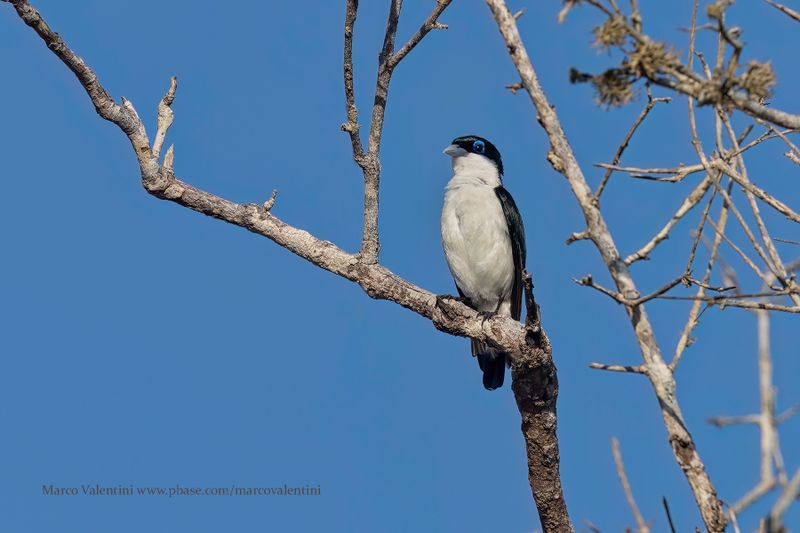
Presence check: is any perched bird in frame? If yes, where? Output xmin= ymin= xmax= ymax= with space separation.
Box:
xmin=440 ymin=135 xmax=526 ymax=390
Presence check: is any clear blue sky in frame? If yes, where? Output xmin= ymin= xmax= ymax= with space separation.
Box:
xmin=1 ymin=1 xmax=798 ymax=532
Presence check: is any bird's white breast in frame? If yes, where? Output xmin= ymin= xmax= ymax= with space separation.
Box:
xmin=441 ymin=173 xmax=514 ymax=314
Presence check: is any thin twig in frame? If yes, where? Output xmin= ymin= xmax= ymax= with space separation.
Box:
xmin=776 ymin=403 xmax=800 ymax=424
xmin=589 ymin=362 xmax=647 ymax=374
xmin=705 ymin=218 xmax=770 ymax=287
xmin=672 ymin=0 xmax=713 ymax=373
xmin=596 ymin=91 xmax=671 ymax=198
xmin=611 ymin=437 xmax=650 ymax=533
xmin=658 ymin=295 xmax=800 ymax=313
xmin=734 ymin=479 xmax=778 ymax=515
xmin=662 ymin=497 xmax=677 ymax=533
xmin=764 ymin=0 xmax=800 ymax=23
xmin=595 ymin=162 xmax=704 ymax=183
xmin=728 ymin=507 xmax=742 ymax=533
xmin=719 ymin=114 xmax=800 ymax=308
xmin=713 ymin=159 xmax=800 ymax=224
xmin=767 ymin=468 xmax=800 ymax=528
xmin=625 ymin=175 xmax=713 ymax=264
xmin=341 ymin=0 xmax=364 ymax=160
xmin=388 ymin=0 xmax=452 ymax=68
xmin=707 ymin=414 xmax=761 ymax=427
xmin=711 ymin=181 xmax=781 ymax=284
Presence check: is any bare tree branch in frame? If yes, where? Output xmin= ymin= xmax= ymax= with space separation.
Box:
xmin=765 ymin=0 xmax=800 ymax=23
xmin=767 ymin=467 xmax=800 ymax=530
xmin=388 ymin=0 xmax=451 ymax=68
xmin=595 ymin=90 xmax=671 ymax=198
xmin=671 ymin=175 xmax=718 ymax=370
xmin=706 ymin=257 xmax=799 ymax=515
xmin=1 ymin=1 xmax=580 ymax=531
xmin=341 ymin=0 xmax=364 ymax=160
xmin=707 ymin=414 xmax=761 ymax=427
xmin=611 ymin=437 xmax=650 ymax=533
xmin=596 ymin=162 xmax=704 ymax=183
xmin=595 ymin=127 xmax=789 ymax=183
xmin=484 ymin=1 xmax=726 ymax=530
xmin=624 ymin=174 xmax=713 ymax=264
xmin=152 ymin=76 xmax=176 ymax=161
xmin=657 ymin=295 xmax=800 ymax=313
xmin=712 ymin=159 xmax=800 ymax=225
xmin=341 ymin=0 xmax=453 ymax=264
xmin=0 ymin=0 xmax=525 ymax=384
xmin=589 ymin=362 xmax=647 ymax=374
xmin=512 ymin=272 xmax=574 ymax=533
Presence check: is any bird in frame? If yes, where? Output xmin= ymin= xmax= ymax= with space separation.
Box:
xmin=440 ymin=135 xmax=526 ymax=390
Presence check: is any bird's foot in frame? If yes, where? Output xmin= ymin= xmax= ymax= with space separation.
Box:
xmin=436 ymin=294 xmax=467 ymax=307
xmin=477 ymin=310 xmax=496 ymax=325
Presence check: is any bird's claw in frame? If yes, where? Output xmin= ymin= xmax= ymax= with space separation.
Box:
xmin=436 ymin=294 xmax=466 ymax=307
xmin=477 ymin=310 xmax=496 ymax=324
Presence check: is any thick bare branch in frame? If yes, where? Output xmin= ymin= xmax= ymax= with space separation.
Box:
xmin=2 ymin=0 xmax=537 ymax=374
xmin=484 ymin=1 xmax=725 ymax=530
xmin=512 ymin=272 xmax=572 ymax=533
xmin=3 ymin=1 xmax=576 ymax=531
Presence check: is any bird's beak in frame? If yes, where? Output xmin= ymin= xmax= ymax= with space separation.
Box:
xmin=443 ymin=144 xmax=467 ymax=157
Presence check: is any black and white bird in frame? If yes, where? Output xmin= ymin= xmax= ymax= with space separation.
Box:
xmin=440 ymin=135 xmax=526 ymax=390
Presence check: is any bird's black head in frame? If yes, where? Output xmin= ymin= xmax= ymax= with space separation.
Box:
xmin=449 ymin=135 xmax=504 ymax=175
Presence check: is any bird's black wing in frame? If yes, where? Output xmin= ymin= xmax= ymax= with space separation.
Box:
xmin=495 ymin=186 xmax=526 ymax=321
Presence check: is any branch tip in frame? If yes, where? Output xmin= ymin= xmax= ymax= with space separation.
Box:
xmin=263 ymin=189 xmax=278 ymax=211
xmin=566 ymin=230 xmax=590 ymax=245
xmin=153 ymin=76 xmax=178 ymax=160
xmin=589 ymin=362 xmax=647 ymax=374
xmin=506 ymin=82 xmax=524 ymax=94
xmin=163 ymin=144 xmax=174 ymax=173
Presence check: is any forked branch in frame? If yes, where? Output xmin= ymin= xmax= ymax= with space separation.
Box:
xmin=2 ymin=0 xmax=572 ymax=530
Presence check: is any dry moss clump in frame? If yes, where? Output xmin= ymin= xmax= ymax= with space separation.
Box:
xmin=738 ymin=61 xmax=776 ymax=101
xmin=593 ymin=16 xmax=628 ymax=50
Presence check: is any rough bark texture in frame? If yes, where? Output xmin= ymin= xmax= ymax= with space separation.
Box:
xmin=484 ymin=1 xmax=726 ymax=530
xmin=512 ymin=276 xmax=573 ymax=532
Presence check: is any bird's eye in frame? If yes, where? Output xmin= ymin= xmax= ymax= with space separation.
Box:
xmin=473 ymin=140 xmax=485 ymax=154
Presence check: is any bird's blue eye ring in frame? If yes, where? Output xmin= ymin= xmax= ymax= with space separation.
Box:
xmin=473 ymin=140 xmax=485 ymax=154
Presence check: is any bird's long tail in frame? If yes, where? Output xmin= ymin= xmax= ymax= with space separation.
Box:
xmin=472 ymin=339 xmax=506 ymax=390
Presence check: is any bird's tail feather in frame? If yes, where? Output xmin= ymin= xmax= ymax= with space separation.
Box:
xmin=472 ymin=339 xmax=506 ymax=390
